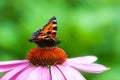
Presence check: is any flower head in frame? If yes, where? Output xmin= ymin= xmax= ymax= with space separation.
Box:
xmin=27 ymin=47 xmax=66 ymax=66
xmin=0 ymin=46 xmax=109 ymax=80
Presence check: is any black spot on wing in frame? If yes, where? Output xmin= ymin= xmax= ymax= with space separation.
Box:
xmin=52 ymin=32 xmax=56 ymax=35
xmin=53 ymin=21 xmax=57 ymax=24
xmin=44 ymin=36 xmax=50 ymax=38
xmin=53 ymin=27 xmax=57 ymax=30
xmin=47 ymin=31 xmax=51 ymax=34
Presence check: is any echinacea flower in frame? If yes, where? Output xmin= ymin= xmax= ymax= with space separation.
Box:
xmin=0 ymin=47 xmax=109 ymax=80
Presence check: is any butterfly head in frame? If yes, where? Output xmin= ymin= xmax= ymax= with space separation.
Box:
xmin=29 ymin=16 xmax=61 ymax=47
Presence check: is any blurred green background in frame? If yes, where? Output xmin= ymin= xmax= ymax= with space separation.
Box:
xmin=0 ymin=0 xmax=120 ymax=80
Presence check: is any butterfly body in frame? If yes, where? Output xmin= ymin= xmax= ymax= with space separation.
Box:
xmin=29 ymin=16 xmax=60 ymax=47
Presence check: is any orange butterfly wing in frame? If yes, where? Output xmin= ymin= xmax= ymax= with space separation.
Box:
xmin=41 ymin=16 xmax=57 ymax=38
xmin=30 ymin=16 xmax=57 ymax=41
xmin=29 ymin=16 xmax=60 ymax=47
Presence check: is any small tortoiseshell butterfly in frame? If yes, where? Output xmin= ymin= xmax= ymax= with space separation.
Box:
xmin=29 ymin=16 xmax=60 ymax=47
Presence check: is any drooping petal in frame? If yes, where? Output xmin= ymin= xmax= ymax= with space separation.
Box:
xmin=57 ymin=65 xmax=86 ymax=80
xmin=66 ymin=62 xmax=110 ymax=73
xmin=0 ymin=60 xmax=28 ymax=72
xmin=28 ymin=66 xmax=51 ymax=80
xmin=15 ymin=65 xmax=36 ymax=80
xmin=51 ymin=66 xmax=65 ymax=80
xmin=0 ymin=63 xmax=29 ymax=80
xmin=0 ymin=60 xmax=28 ymax=65
xmin=66 ymin=56 xmax=97 ymax=64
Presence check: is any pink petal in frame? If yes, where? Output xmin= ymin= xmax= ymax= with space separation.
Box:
xmin=51 ymin=66 xmax=65 ymax=80
xmin=66 ymin=56 xmax=97 ymax=64
xmin=0 ymin=63 xmax=29 ymax=80
xmin=42 ymin=67 xmax=51 ymax=80
xmin=0 ymin=60 xmax=28 ymax=65
xmin=66 ymin=62 xmax=110 ymax=73
xmin=28 ymin=66 xmax=51 ymax=80
xmin=15 ymin=66 xmax=36 ymax=80
xmin=0 ymin=60 xmax=28 ymax=72
xmin=57 ymin=65 xmax=86 ymax=80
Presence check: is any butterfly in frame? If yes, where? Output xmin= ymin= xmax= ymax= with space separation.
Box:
xmin=29 ymin=16 xmax=60 ymax=47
